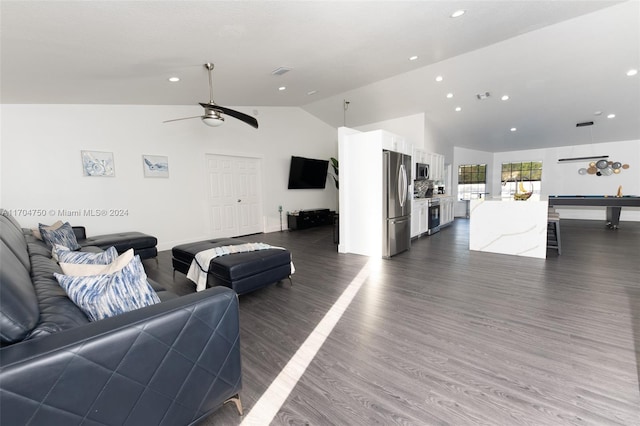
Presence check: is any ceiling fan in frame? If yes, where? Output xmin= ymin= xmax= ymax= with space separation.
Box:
xmin=163 ymin=63 xmax=258 ymax=129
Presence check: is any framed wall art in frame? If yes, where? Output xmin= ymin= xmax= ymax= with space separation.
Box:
xmin=142 ymin=155 xmax=169 ymax=178
xmin=81 ymin=150 xmax=115 ymax=177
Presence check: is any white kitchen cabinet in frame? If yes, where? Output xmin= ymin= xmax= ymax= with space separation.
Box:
xmin=428 ymin=153 xmax=445 ymax=182
xmin=412 ymin=148 xmax=427 ymax=180
xmin=413 ymin=148 xmax=427 ymax=163
xmin=439 ymin=196 xmax=455 ymax=227
xmin=414 ymin=150 xmax=444 ymax=182
xmin=411 ymin=203 xmax=420 ymax=238
xmin=420 ymin=202 xmax=428 ymax=234
xmin=411 ymin=199 xmax=428 ymax=237
xmin=382 ymin=132 xmax=412 ymax=156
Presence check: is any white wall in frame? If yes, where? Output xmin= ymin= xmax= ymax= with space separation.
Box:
xmin=492 ymin=139 xmax=640 ymax=221
xmin=450 ymin=140 xmax=640 ymax=221
xmin=1 ymin=104 xmax=337 ymax=250
xmin=452 ymin=146 xmax=494 ymax=216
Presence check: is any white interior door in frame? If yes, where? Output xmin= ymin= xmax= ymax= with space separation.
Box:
xmin=234 ymin=157 xmax=261 ymax=236
xmin=206 ymin=154 xmax=263 ymax=238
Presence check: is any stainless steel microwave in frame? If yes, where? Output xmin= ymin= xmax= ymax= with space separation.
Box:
xmin=416 ymin=163 xmax=429 ymax=180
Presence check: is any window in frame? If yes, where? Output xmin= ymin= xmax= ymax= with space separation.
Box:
xmin=458 ymin=164 xmax=486 ymax=200
xmin=501 ymin=161 xmax=543 ymax=197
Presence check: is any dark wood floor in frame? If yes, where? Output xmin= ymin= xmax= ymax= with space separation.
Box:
xmin=143 ymin=218 xmax=640 ymax=425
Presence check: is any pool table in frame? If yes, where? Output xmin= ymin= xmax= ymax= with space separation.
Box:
xmin=548 ymin=195 xmax=640 ymax=229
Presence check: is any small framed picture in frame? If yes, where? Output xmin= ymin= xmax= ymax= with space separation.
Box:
xmin=142 ymin=155 xmax=169 ymax=178
xmin=81 ymin=151 xmax=115 ymax=177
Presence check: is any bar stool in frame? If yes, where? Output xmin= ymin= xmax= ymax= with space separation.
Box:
xmin=547 ymin=209 xmax=561 ymax=254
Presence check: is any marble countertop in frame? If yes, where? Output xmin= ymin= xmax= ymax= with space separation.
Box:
xmin=413 ymin=194 xmax=453 ymax=200
xmin=469 ymin=198 xmax=549 ymax=259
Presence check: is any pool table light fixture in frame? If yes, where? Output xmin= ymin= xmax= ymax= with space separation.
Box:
xmin=558 ymin=156 xmax=608 ymax=162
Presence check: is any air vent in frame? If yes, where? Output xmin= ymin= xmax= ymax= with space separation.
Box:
xmin=576 ymin=121 xmax=594 ymax=127
xmin=476 ymin=92 xmax=491 ymax=100
xmin=271 ymin=67 xmax=292 ymax=76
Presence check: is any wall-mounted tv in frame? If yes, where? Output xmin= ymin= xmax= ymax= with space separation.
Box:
xmin=287 ymin=156 xmax=329 ymax=189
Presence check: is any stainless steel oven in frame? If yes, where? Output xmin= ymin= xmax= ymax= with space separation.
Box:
xmin=427 ymin=198 xmax=440 ymax=235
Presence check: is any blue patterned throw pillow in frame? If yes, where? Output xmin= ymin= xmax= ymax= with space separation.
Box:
xmin=51 ymin=244 xmax=70 ymax=261
xmin=54 ymin=252 xmax=160 ymax=321
xmin=54 ymin=245 xmax=118 ymax=265
xmin=33 ymin=220 xmax=63 ymax=240
xmin=39 ymin=222 xmax=80 ymax=250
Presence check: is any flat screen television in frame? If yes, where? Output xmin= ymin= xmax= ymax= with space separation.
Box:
xmin=287 ymin=156 xmax=329 ymax=189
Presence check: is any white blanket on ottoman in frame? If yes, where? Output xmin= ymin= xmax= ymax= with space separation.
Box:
xmin=187 ymin=243 xmax=294 ymax=292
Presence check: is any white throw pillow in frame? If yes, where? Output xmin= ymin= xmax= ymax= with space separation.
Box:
xmin=59 ymin=249 xmax=134 ymax=276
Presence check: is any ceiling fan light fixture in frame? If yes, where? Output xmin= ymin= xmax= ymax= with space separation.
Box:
xmin=201 ymin=111 xmax=225 ymax=127
xmin=163 ymin=62 xmax=258 ymax=129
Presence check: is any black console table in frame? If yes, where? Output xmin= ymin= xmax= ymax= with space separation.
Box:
xmin=287 ymin=209 xmax=334 ymax=230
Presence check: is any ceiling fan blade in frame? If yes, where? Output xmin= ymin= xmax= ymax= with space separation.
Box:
xmin=199 ymin=103 xmax=259 ymax=129
xmin=162 ymin=115 xmax=203 ymax=123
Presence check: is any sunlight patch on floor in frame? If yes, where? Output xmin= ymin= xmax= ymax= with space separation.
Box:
xmin=240 ymin=259 xmax=373 ymax=425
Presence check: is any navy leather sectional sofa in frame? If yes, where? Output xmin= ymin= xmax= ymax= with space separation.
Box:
xmin=0 ymin=209 xmax=242 ymax=425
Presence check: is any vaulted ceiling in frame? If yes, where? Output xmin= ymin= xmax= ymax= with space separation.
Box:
xmin=2 ymin=1 xmax=638 ymax=152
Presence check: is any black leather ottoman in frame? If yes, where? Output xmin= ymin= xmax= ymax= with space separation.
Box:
xmin=172 ymin=238 xmax=292 ymax=295
xmin=73 ymin=227 xmax=158 ymax=260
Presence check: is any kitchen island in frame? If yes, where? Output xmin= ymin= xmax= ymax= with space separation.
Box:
xmin=469 ymin=198 xmax=549 ymax=259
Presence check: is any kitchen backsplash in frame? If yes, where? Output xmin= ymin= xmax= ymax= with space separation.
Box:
xmin=414 ymin=179 xmax=434 ymax=197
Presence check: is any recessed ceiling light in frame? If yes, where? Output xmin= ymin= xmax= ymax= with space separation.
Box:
xmin=626 ymin=69 xmax=638 ymax=76
xmin=501 ymin=95 xmax=509 ymax=101
xmin=278 ymin=86 xmax=286 ymax=91
xmin=510 ymin=127 xmax=517 ymax=132
xmin=607 ymin=113 xmax=616 ymax=119
xmin=307 ymin=90 xmax=317 ymax=96
xmin=450 ymin=9 xmax=466 ymax=18
xmin=455 ymin=106 xmax=462 ymax=112
xmin=446 ymin=93 xmax=453 ymax=99
xmin=409 ymin=56 xmax=418 ymax=61
xmin=594 ymin=111 xmax=603 ymax=116
xmin=435 ymin=75 xmax=443 ymax=82
xmin=168 ymin=77 xmax=180 ymax=82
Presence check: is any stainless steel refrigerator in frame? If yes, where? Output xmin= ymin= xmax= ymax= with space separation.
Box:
xmin=382 ymin=150 xmax=411 ymax=257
